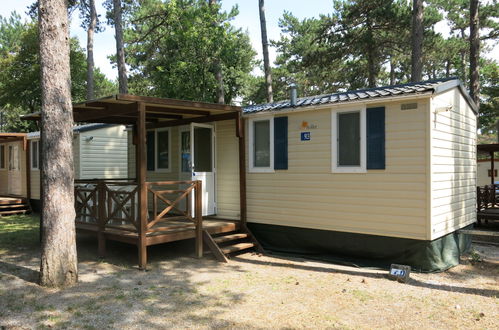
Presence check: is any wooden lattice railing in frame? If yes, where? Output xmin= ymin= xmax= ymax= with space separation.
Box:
xmin=477 ymin=184 xmax=498 ymax=211
xmin=74 ymin=179 xmax=202 ymax=235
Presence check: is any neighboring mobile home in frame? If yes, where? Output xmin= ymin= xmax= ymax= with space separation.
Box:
xmin=0 ymin=133 xmax=30 ymax=215
xmin=27 ymin=123 xmax=128 ymax=210
xmin=242 ymin=77 xmax=477 ymax=271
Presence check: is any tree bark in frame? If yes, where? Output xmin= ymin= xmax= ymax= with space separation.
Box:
xmin=113 ymin=0 xmax=128 ymax=94
xmin=259 ymin=0 xmax=273 ymax=103
xmin=86 ymin=0 xmax=97 ymax=100
xmin=469 ymin=0 xmax=480 ymax=107
xmin=411 ymin=0 xmax=424 ymax=82
xmin=389 ymin=55 xmax=395 ymax=86
xmin=209 ymin=0 xmax=224 ymax=104
xmin=38 ymin=0 xmax=78 ymax=288
xmin=460 ymin=28 xmax=467 ymax=86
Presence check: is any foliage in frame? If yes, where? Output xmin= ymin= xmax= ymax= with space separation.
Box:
xmin=123 ymin=0 xmax=256 ymax=103
xmin=0 ymin=14 xmax=116 ymax=132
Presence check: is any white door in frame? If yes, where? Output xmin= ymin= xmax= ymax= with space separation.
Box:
xmin=190 ymin=123 xmax=216 ymax=216
xmin=7 ymin=145 xmax=22 ymax=196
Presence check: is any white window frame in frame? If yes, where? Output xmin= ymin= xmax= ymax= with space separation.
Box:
xmin=331 ymin=106 xmax=367 ymax=173
xmin=31 ymin=140 xmax=40 ymax=170
xmin=249 ymin=116 xmax=274 ymax=173
xmin=0 ymin=144 xmax=5 ymax=170
xmin=155 ymin=128 xmax=171 ymax=172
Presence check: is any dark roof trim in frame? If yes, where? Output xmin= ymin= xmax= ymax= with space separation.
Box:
xmin=27 ymin=123 xmax=117 ymax=139
xmin=243 ymin=78 xmax=478 ymax=115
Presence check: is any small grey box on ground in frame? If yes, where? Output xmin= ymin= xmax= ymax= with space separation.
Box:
xmin=388 ymin=264 xmax=411 ymax=282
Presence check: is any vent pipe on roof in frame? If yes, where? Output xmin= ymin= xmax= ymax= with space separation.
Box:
xmin=289 ymin=83 xmax=297 ymax=106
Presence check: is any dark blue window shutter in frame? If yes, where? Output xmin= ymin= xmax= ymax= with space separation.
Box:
xmin=147 ymin=131 xmax=155 ymax=171
xmin=274 ymin=117 xmax=288 ymax=170
xmin=366 ymin=107 xmax=385 ymax=169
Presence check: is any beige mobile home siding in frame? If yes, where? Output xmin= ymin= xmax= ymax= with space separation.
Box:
xmin=246 ymin=99 xmax=431 ymax=240
xmin=30 ymin=137 xmax=80 ymax=200
xmin=430 ymin=89 xmax=477 ymax=239
xmin=127 ymin=124 xmax=241 ymax=219
xmin=79 ymin=126 xmax=128 ymax=179
xmin=215 ymin=120 xmax=240 ymax=219
xmin=0 ymin=141 xmax=27 ymax=197
xmin=477 ymin=160 xmax=498 ymax=186
xmin=0 ymin=144 xmax=7 ymax=195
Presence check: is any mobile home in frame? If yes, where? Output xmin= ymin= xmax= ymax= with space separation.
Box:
xmin=23 ymin=78 xmax=477 ymax=271
xmin=242 ymin=77 xmax=477 ymax=271
xmin=27 ymin=123 xmax=128 ymax=210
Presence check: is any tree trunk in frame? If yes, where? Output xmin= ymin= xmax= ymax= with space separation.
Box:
xmin=113 ymin=0 xmax=128 ymax=94
xmin=86 ymin=0 xmax=97 ymax=100
xmin=366 ymin=20 xmax=376 ymax=88
xmin=259 ymin=0 xmax=273 ymax=103
xmin=38 ymin=0 xmax=78 ymax=288
xmin=460 ymin=28 xmax=467 ymax=86
xmin=389 ymin=55 xmax=395 ymax=85
xmin=411 ymin=0 xmax=424 ymax=82
xmin=209 ymin=0 xmax=224 ymax=104
xmin=469 ymin=0 xmax=480 ymax=107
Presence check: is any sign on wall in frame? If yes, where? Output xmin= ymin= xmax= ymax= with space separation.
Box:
xmin=301 ymin=132 xmax=311 ymax=141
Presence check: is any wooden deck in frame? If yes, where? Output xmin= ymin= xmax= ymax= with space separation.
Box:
xmin=76 ymin=218 xmax=240 ymax=246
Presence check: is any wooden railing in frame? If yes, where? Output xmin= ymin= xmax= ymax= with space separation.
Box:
xmin=477 ymin=184 xmax=498 ymax=211
xmin=74 ymin=179 xmax=202 ymax=236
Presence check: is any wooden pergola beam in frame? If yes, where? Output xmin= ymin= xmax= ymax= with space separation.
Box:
xmin=147 ymin=112 xmax=238 ymax=129
xmin=145 ymin=105 xmax=211 ymax=116
xmin=74 ymin=103 xmax=138 ymax=122
xmin=117 ymin=94 xmax=240 ymax=112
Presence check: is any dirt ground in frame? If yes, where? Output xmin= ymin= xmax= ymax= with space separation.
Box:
xmin=0 ymin=216 xmax=498 ymax=329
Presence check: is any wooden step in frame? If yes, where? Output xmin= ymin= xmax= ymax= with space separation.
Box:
xmin=213 ymin=233 xmax=248 ymax=244
xmin=0 ymin=199 xmax=25 ymax=205
xmin=0 ymin=204 xmax=29 ymax=209
xmin=0 ymin=209 xmax=28 ymax=216
xmin=220 ymin=242 xmax=255 ymax=255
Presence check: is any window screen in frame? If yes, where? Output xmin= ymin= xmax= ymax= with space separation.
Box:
xmin=338 ymin=112 xmax=360 ymax=166
xmin=253 ymin=120 xmax=270 ymax=167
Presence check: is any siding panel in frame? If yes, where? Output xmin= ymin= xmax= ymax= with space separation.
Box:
xmin=246 ymin=100 xmax=430 ymax=240
xmin=430 ymin=89 xmax=477 ymax=239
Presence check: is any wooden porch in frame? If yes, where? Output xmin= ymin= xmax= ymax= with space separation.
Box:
xmin=477 ymin=144 xmax=499 ymax=226
xmin=25 ymin=95 xmax=262 ymax=269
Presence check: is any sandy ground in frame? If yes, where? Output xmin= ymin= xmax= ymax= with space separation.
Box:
xmin=1 ymin=233 xmax=498 ymax=329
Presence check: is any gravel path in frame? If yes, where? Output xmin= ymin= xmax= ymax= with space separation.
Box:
xmin=1 ymin=235 xmax=498 ymax=329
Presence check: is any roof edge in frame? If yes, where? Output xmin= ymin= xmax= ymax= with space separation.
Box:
xmin=431 ymin=79 xmax=478 ymax=115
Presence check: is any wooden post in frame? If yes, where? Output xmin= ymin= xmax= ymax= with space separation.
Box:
xmin=195 ymin=180 xmax=203 ymax=258
xmin=137 ymin=102 xmax=148 ymax=269
xmin=237 ymin=113 xmax=247 ymax=224
xmin=25 ymin=137 xmax=31 ymax=203
xmin=97 ymin=181 xmax=106 ymax=257
xmin=491 ymin=151 xmax=495 ymax=185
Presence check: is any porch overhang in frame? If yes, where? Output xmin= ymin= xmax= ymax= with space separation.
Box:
xmin=0 ymin=133 xmax=27 ymax=150
xmin=22 ymin=94 xmax=243 ymax=129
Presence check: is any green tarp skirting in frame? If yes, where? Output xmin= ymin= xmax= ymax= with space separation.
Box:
xmin=248 ymin=223 xmax=472 ymax=273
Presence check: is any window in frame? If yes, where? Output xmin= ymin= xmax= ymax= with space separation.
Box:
xmin=31 ymin=140 xmax=40 ymax=170
xmin=332 ymin=107 xmax=366 ymax=173
xmin=248 ymin=116 xmax=288 ymax=173
xmin=249 ymin=117 xmax=274 ymax=172
xmin=0 ymin=145 xmax=5 ymax=169
xmin=156 ymin=128 xmax=170 ymax=171
xmin=332 ymin=106 xmax=386 ymax=173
